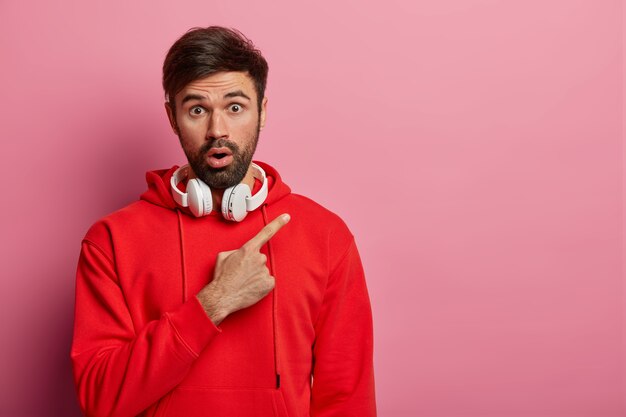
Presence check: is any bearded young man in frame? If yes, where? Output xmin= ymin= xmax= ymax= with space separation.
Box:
xmin=71 ymin=26 xmax=376 ymax=417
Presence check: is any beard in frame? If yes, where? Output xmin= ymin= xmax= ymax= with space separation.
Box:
xmin=181 ymin=123 xmax=260 ymax=189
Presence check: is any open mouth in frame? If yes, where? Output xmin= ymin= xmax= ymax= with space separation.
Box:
xmin=206 ymin=147 xmax=234 ymax=168
xmin=206 ymin=147 xmax=233 ymax=158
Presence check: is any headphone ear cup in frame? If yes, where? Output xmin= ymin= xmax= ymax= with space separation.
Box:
xmin=222 ymin=184 xmax=252 ymax=222
xmin=187 ymin=179 xmax=213 ymax=217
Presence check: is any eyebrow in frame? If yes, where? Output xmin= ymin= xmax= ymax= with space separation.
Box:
xmin=180 ymin=90 xmax=252 ymax=106
xmin=224 ymin=90 xmax=251 ymax=101
xmin=180 ymin=94 xmax=206 ymax=105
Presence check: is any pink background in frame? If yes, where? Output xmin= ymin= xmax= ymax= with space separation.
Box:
xmin=0 ymin=1 xmax=624 ymax=416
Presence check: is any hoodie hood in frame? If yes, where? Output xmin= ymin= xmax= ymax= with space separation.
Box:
xmin=140 ymin=160 xmax=292 ymax=212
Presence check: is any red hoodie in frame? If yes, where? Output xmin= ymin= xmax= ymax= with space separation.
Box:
xmin=71 ymin=161 xmax=376 ymax=417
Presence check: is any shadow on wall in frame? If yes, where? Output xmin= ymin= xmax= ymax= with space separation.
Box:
xmin=10 ymin=256 xmax=86 ymax=416
xmin=51 ymin=286 xmax=84 ymax=417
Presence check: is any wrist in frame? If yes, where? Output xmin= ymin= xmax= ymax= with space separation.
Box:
xmin=196 ymin=284 xmax=229 ymax=326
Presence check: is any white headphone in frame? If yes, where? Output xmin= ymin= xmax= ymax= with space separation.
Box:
xmin=170 ymin=162 xmax=268 ymax=221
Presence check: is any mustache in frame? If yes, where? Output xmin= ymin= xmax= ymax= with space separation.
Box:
xmin=199 ymin=139 xmax=239 ymax=156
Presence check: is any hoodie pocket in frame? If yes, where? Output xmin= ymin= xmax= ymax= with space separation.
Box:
xmin=271 ymin=389 xmax=290 ymax=417
xmin=155 ymin=387 xmax=290 ymax=417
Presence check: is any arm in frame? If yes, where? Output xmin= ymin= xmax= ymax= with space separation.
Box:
xmin=310 ymin=239 xmax=377 ymax=417
xmin=70 ymin=240 xmax=220 ymax=417
xmin=71 ymin=214 xmax=290 ymax=417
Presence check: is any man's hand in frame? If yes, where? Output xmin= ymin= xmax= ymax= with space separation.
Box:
xmin=196 ymin=213 xmax=290 ymax=325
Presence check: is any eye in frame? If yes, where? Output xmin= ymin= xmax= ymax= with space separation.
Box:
xmin=190 ymin=106 xmax=206 ymax=116
xmin=229 ymin=104 xmax=243 ymax=113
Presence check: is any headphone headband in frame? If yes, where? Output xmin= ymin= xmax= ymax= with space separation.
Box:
xmin=246 ymin=163 xmax=268 ymax=211
xmin=170 ymin=165 xmax=190 ymax=207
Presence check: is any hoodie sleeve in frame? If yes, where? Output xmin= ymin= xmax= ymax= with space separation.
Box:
xmin=310 ymin=238 xmax=377 ymax=417
xmin=70 ymin=238 xmax=220 ymax=417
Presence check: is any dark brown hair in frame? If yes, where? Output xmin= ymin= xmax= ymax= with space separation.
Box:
xmin=162 ymin=26 xmax=268 ymax=111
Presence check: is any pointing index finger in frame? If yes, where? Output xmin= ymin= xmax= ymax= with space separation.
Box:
xmin=244 ymin=213 xmax=290 ymax=251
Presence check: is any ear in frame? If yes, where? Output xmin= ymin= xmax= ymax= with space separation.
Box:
xmin=259 ymin=96 xmax=268 ymax=130
xmin=164 ymin=101 xmax=179 ymax=135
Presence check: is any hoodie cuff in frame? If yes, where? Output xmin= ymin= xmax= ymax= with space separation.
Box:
xmin=166 ymin=296 xmax=221 ymax=358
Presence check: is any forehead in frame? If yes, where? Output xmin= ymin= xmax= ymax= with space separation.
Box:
xmin=176 ymin=71 xmax=257 ymax=104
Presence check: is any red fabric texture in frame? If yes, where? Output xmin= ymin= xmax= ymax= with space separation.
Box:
xmin=71 ymin=161 xmax=376 ymax=417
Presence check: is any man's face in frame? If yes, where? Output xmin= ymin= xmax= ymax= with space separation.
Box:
xmin=166 ymin=71 xmax=267 ymax=189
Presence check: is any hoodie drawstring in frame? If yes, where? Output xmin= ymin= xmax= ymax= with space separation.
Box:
xmin=262 ymin=205 xmax=281 ymax=389
xmin=176 ymin=210 xmax=189 ymax=303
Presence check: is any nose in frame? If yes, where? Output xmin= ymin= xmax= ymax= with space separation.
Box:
xmin=206 ymin=111 xmax=228 ymax=140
